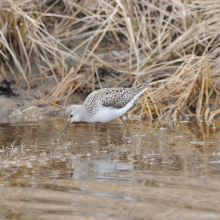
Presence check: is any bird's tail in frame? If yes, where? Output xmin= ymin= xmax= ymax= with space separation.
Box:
xmin=132 ymin=82 xmax=149 ymax=92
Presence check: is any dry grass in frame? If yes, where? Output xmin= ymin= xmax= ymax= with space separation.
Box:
xmin=1 ymin=0 xmax=220 ymax=122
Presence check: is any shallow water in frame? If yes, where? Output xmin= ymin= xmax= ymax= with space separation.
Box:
xmin=0 ymin=117 xmax=220 ymax=219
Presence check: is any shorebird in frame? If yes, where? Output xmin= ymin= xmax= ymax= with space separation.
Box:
xmin=59 ymin=82 xmax=149 ymax=141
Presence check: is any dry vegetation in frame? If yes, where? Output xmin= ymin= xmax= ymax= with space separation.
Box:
xmin=1 ymin=0 xmax=220 ymax=123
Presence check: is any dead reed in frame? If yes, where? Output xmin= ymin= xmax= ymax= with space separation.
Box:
xmin=1 ymin=0 xmax=220 ymax=122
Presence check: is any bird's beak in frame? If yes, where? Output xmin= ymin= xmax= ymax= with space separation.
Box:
xmin=59 ymin=119 xmax=70 ymax=142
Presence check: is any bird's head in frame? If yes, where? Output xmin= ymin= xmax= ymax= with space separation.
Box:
xmin=64 ymin=105 xmax=83 ymax=123
xmin=59 ymin=105 xmax=83 ymax=141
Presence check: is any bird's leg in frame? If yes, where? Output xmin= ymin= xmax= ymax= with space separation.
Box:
xmin=119 ymin=116 xmax=128 ymax=128
xmin=106 ymin=122 xmax=110 ymax=137
xmin=125 ymin=112 xmax=129 ymax=123
xmin=119 ymin=116 xmax=128 ymax=138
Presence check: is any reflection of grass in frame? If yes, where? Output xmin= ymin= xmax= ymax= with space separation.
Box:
xmin=1 ymin=1 xmax=220 ymax=122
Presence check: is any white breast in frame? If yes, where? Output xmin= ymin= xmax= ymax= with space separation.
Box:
xmin=91 ymin=105 xmax=129 ymax=122
xmin=89 ymin=87 xmax=148 ymax=123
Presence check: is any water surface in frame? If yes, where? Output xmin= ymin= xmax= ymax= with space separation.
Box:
xmin=0 ymin=117 xmax=220 ymax=219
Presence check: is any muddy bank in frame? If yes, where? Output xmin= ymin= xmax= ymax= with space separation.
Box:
xmin=0 ymin=77 xmax=63 ymax=121
xmin=0 ymin=66 xmax=129 ymax=121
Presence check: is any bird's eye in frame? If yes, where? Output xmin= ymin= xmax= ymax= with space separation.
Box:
xmin=70 ymin=115 xmax=73 ymax=118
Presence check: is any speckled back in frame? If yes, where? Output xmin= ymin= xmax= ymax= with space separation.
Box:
xmin=83 ymin=82 xmax=148 ymax=115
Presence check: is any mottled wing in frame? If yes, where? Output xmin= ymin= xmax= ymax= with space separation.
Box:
xmin=102 ymin=82 xmax=148 ymax=108
xmin=83 ymin=82 xmax=148 ymax=111
xmin=101 ymin=88 xmax=135 ymax=109
xmin=83 ymin=90 xmax=101 ymax=113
